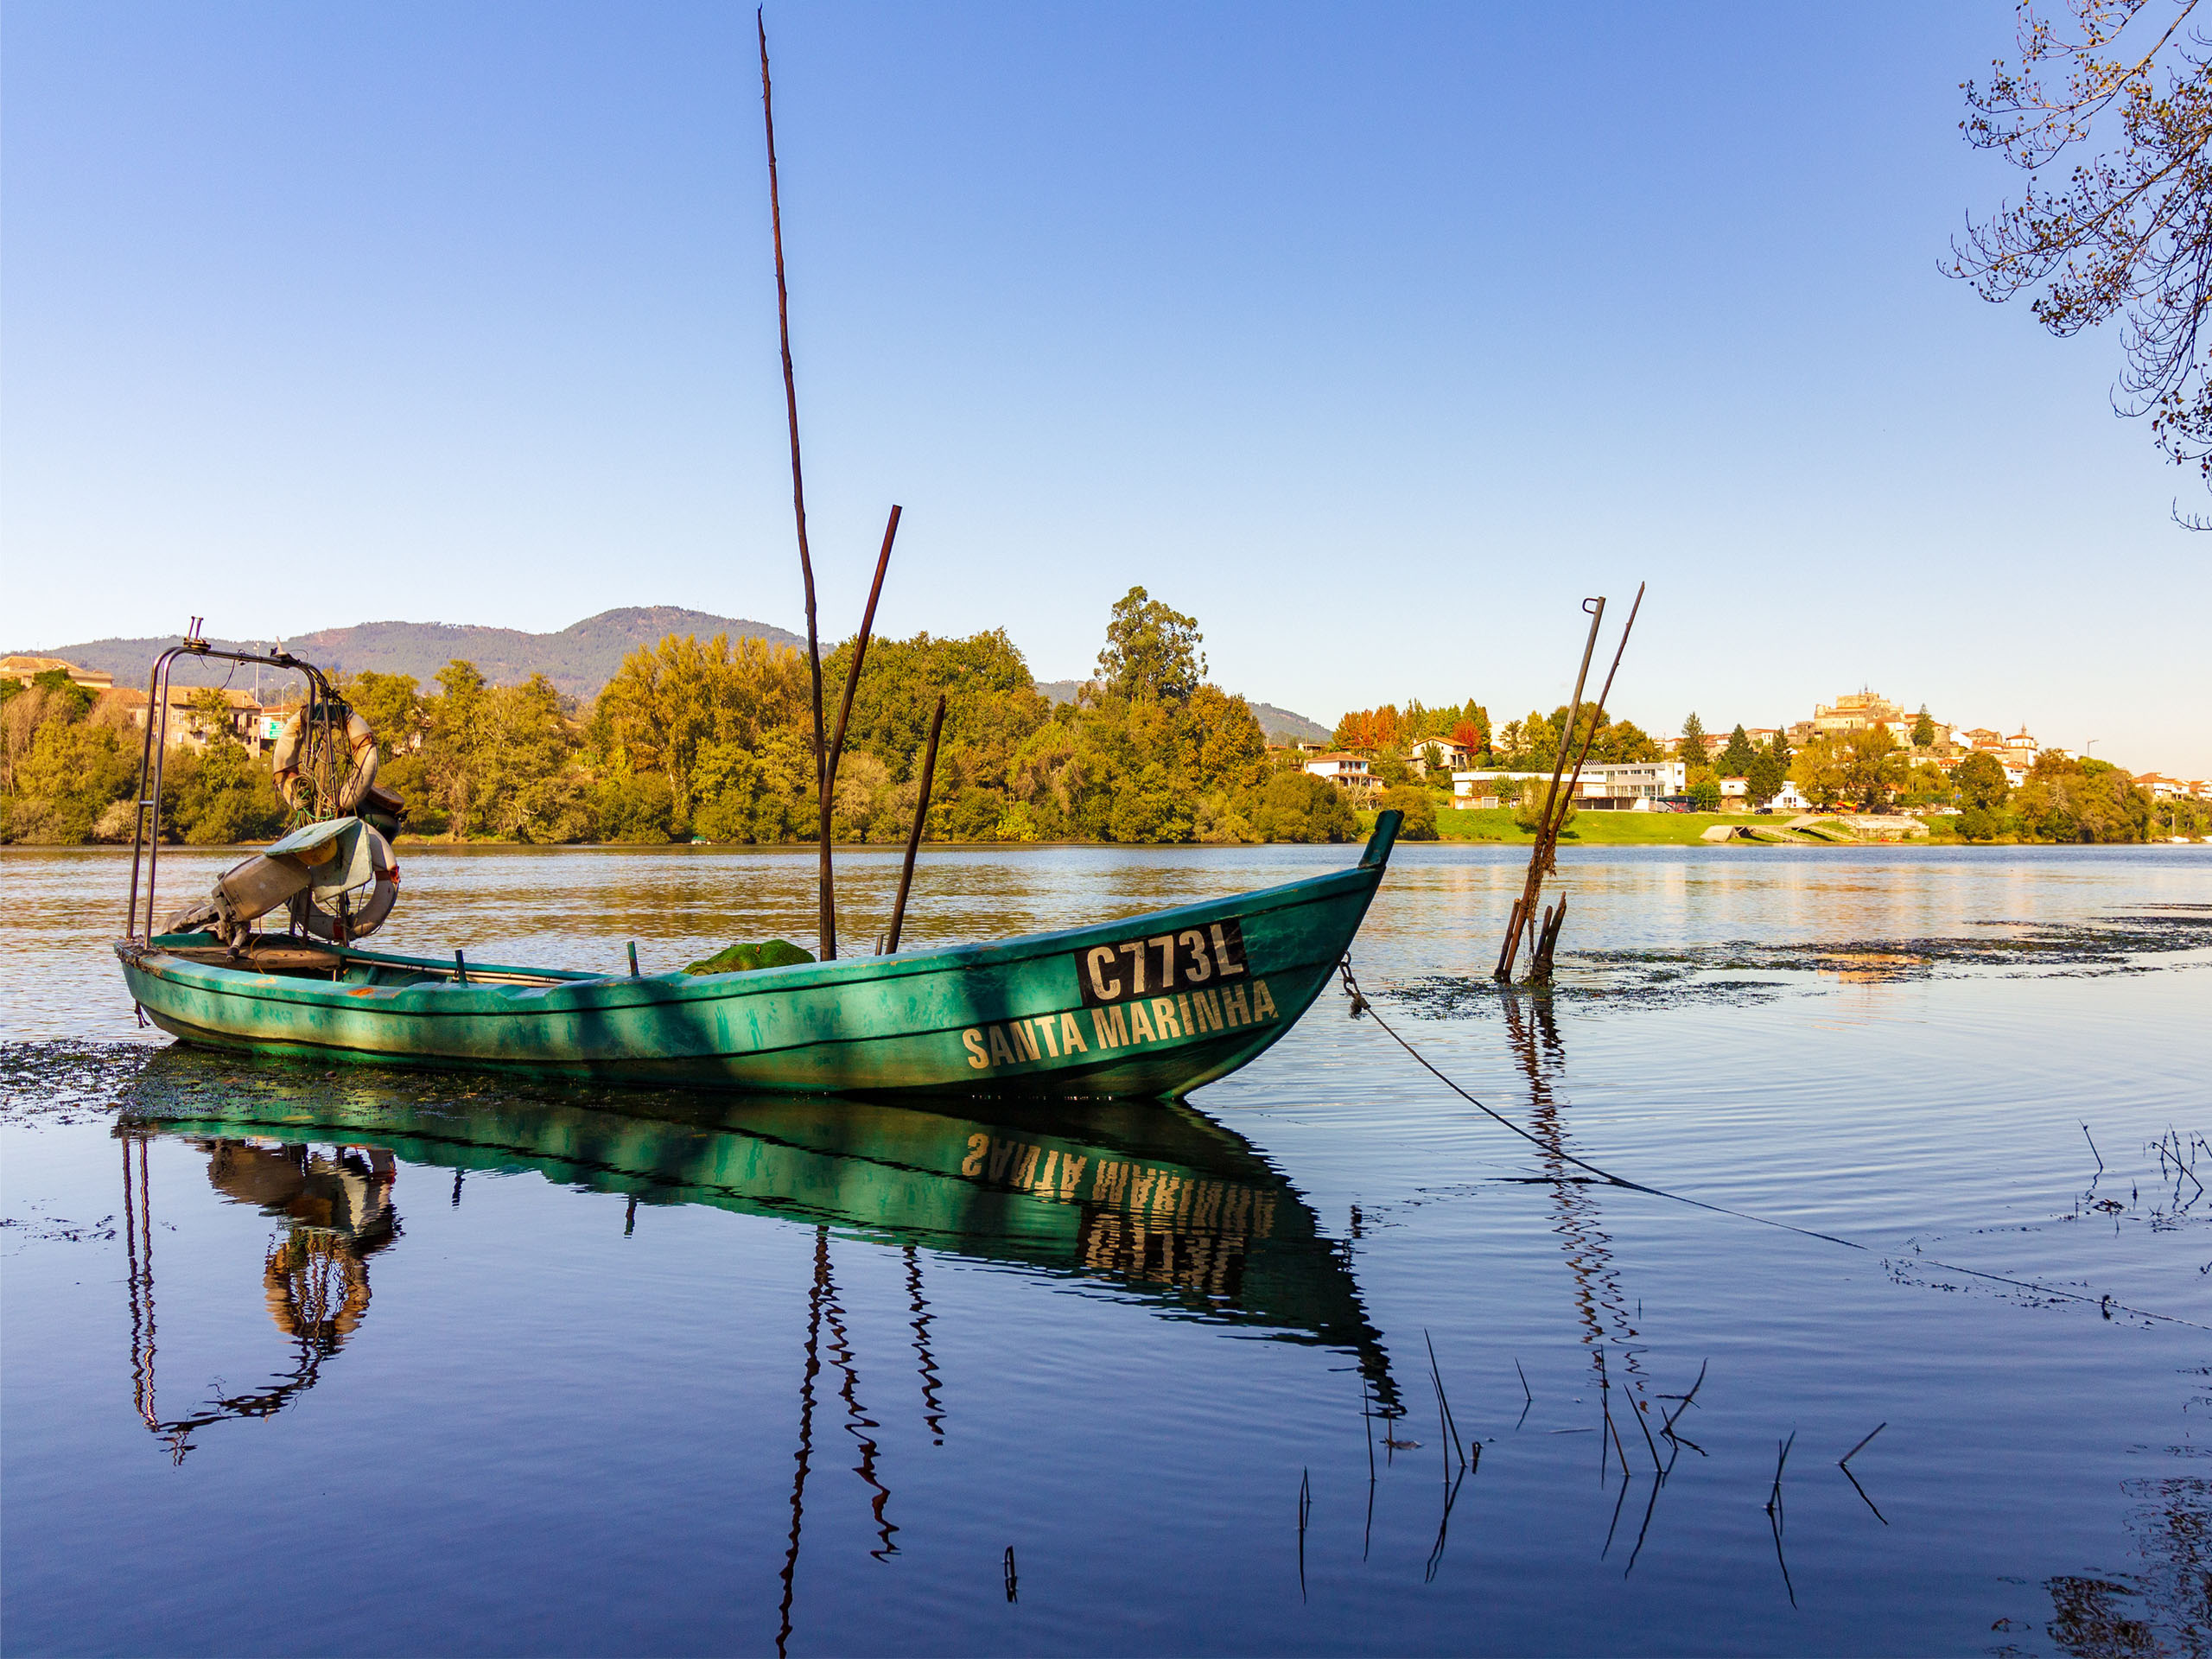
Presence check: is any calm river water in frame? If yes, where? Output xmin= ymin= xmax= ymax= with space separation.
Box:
xmin=3 ymin=842 xmax=2208 ymax=1656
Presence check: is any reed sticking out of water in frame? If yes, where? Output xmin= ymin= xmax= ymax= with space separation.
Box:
xmin=1297 ymin=1467 xmax=1312 ymax=1600
xmin=1424 ymin=1331 xmax=1467 ymax=1470
xmin=1360 ymin=1372 xmax=1377 ymax=1560
xmin=1003 ymin=1546 xmax=1018 ymax=1604
xmin=1840 ymin=1421 xmax=1885 ymax=1466
xmin=1841 ymin=1463 xmax=1889 ymax=1525
xmin=1764 ymin=1429 xmax=1796 ymax=1518
xmin=1424 ymin=1461 xmax=1471 ymax=1584
xmin=1629 ymin=1387 xmax=1666 ymax=1474
xmin=1660 ymin=1358 xmax=1707 ymax=1439
xmin=2082 ymin=1122 xmax=2105 ymax=1175
xmin=1623 ymin=1465 xmax=1666 ymax=1578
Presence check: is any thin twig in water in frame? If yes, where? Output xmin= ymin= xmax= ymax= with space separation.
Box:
xmin=1764 ymin=1430 xmax=1796 ymax=1519
xmin=1624 ymin=1465 xmax=1666 ymax=1577
xmin=2082 ymin=1122 xmax=2104 ymax=1176
xmin=1424 ymin=1464 xmax=1469 ymax=1583
xmin=1840 ymin=1422 xmax=1885 ymax=1467
xmin=1601 ymin=1464 xmax=1635 ymax=1558
xmin=1425 ymin=1331 xmax=1468 ymax=1470
xmin=1768 ymin=1503 xmax=1797 ymax=1608
xmin=1841 ymin=1461 xmax=1889 ymax=1525
xmin=1661 ymin=1359 xmax=1707 ymax=1437
xmin=1297 ymin=1467 xmax=1311 ymax=1601
xmin=1629 ymin=1390 xmax=1666 ymax=1474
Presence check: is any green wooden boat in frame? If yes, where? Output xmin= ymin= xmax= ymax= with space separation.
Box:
xmin=118 ymin=811 xmax=1401 ymax=1097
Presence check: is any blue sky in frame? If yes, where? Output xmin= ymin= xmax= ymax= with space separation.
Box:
xmin=5 ymin=3 xmax=2206 ymax=773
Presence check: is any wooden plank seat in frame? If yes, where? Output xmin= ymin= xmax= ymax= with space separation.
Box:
xmin=163 ymin=942 xmax=346 ymax=976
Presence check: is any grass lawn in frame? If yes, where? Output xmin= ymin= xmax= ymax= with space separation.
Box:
xmin=1430 ymin=808 xmax=1734 ymax=844
xmin=1368 ymin=807 xmax=1965 ymax=846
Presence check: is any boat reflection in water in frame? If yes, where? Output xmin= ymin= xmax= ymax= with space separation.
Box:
xmin=115 ymin=1048 xmax=1397 ymax=1462
xmin=118 ymin=1121 xmax=403 ymax=1461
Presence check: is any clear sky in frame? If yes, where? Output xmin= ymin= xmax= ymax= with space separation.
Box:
xmin=5 ymin=3 xmax=2206 ymax=773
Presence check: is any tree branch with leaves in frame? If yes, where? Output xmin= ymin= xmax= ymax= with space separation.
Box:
xmin=1954 ymin=1 xmax=2212 ymax=518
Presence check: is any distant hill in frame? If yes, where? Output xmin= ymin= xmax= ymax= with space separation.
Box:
xmin=1034 ymin=677 xmax=1332 ymax=745
xmin=22 ymin=607 xmax=804 ymax=702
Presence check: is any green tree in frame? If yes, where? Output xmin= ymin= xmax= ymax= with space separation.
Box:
xmin=423 ymin=659 xmax=490 ymax=837
xmin=1746 ymin=742 xmax=1787 ymax=808
xmin=182 ymin=687 xmax=234 ymax=744
xmin=477 ymin=676 xmax=585 ymax=842
xmin=1514 ymin=781 xmax=1579 ymax=835
xmin=1097 ymin=586 xmax=1205 ymax=702
xmin=1686 ymin=779 xmax=1723 ymax=811
xmin=4 ymin=715 xmax=133 ymax=842
xmin=344 ymin=671 xmax=426 ymax=759
xmin=1679 ymin=711 xmax=1707 ymax=763
xmin=2014 ymin=754 xmax=2152 ymax=842
xmin=1716 ymin=723 xmax=1758 ymax=777
xmin=1791 ymin=733 xmax=1851 ymax=810
xmin=1955 ymin=752 xmax=2011 ymax=810
xmin=1249 ymin=772 xmax=1357 ymax=842
xmin=1601 ymin=719 xmax=1665 ymax=763
xmin=1841 ymin=725 xmax=1910 ymax=810
xmin=1379 ymin=784 xmax=1439 ymax=840
xmin=1912 ymin=704 xmax=1936 ymax=749
xmin=166 ymin=736 xmax=286 ymax=844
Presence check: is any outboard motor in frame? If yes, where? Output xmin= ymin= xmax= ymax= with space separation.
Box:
xmin=163 ymin=817 xmax=400 ymax=947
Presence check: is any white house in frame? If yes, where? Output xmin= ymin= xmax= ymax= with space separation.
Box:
xmin=1303 ymin=753 xmax=1373 ymax=789
xmin=1452 ymin=761 xmax=1688 ymax=810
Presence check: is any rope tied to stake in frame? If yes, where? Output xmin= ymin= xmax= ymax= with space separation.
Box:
xmin=1332 ymin=954 xmax=2210 ymax=1331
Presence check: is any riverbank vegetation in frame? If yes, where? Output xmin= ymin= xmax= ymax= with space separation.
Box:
xmin=0 ymin=590 xmax=1434 ymax=848
xmin=6 ymin=589 xmax=2200 ymax=847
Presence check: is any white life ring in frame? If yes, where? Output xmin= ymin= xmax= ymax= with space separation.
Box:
xmin=273 ymin=707 xmax=380 ymax=815
xmin=288 ymin=824 xmax=400 ymax=944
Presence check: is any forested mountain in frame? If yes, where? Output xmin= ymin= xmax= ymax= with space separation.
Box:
xmin=23 ymin=607 xmax=803 ymax=700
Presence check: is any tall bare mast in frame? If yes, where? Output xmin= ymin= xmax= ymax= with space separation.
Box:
xmin=757 ymin=9 xmax=834 ymax=960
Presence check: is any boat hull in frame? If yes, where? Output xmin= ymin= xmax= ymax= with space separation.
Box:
xmin=116 ymin=817 xmax=1398 ymax=1098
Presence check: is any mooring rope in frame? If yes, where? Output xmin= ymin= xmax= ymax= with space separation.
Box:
xmin=1335 ymin=956 xmax=2210 ymax=1332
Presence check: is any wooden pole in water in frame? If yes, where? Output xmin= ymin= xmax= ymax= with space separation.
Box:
xmin=758 ymin=11 xmax=834 ymax=962
xmin=823 ymin=505 xmax=902 ymax=842
xmin=883 ymin=694 xmax=946 ymax=954
xmin=1541 ymin=582 xmax=1646 ymax=880
xmin=1503 ymin=582 xmax=1647 ymax=983
xmin=1496 ymin=598 xmax=1605 ymax=981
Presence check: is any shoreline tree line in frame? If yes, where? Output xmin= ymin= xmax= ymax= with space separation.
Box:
xmin=4 ymin=590 xmax=2197 ymax=847
xmin=0 ymin=589 xmax=1416 ymax=848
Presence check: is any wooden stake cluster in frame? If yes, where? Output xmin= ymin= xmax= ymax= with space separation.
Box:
xmin=759 ymin=15 xmax=936 ymax=961
xmin=1495 ymin=582 xmax=1646 ymax=983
